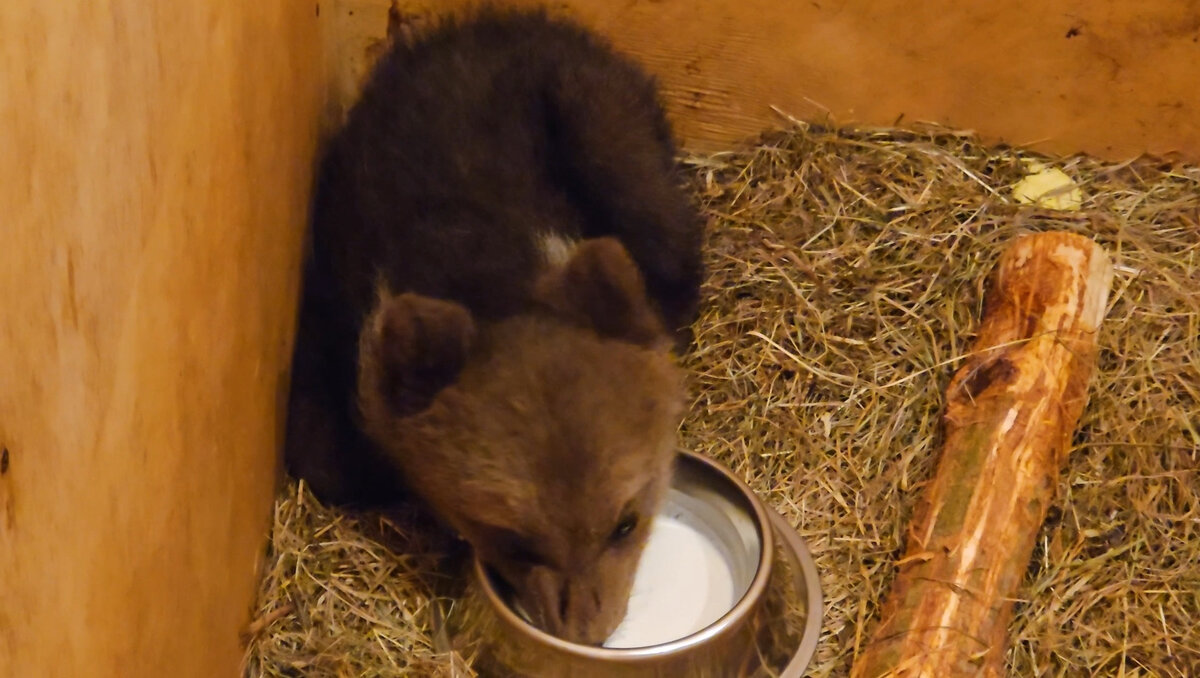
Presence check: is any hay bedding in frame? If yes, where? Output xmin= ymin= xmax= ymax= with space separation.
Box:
xmin=243 ymin=123 xmax=1200 ymax=677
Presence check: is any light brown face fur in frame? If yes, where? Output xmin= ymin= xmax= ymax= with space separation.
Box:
xmin=356 ymin=238 xmax=686 ymax=644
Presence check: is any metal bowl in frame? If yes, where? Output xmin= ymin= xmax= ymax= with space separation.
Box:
xmin=473 ymin=451 xmax=822 ymax=677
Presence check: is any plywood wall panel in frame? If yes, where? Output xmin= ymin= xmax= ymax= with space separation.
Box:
xmin=0 ymin=2 xmax=322 ymax=676
xmin=342 ymin=0 xmax=1200 ymax=161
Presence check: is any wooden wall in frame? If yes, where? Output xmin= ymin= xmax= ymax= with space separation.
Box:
xmin=340 ymin=0 xmax=1200 ymax=162
xmin=0 ymin=2 xmax=322 ymax=677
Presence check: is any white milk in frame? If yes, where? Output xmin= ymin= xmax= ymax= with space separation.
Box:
xmin=603 ymin=514 xmax=736 ymax=648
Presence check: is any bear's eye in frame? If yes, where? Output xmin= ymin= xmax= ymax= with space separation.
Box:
xmin=509 ymin=544 xmax=549 ymax=567
xmin=494 ymin=530 xmax=550 ymax=568
xmin=609 ymin=513 xmax=639 ymax=544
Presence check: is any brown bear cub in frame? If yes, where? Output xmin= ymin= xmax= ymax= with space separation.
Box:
xmin=284 ymin=6 xmax=703 ymax=645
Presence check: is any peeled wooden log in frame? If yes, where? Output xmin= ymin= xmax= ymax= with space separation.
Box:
xmin=851 ymin=231 xmax=1114 ymax=677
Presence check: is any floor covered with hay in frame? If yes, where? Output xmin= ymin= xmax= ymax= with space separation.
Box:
xmin=243 ymin=124 xmax=1200 ymax=677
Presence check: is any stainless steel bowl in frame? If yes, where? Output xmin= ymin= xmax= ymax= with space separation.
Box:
xmin=473 ymin=451 xmax=822 ymax=677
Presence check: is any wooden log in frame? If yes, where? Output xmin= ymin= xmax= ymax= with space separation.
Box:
xmin=850 ymin=231 xmax=1114 ymax=677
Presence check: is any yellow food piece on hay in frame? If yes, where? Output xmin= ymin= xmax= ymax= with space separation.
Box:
xmin=1012 ymin=161 xmax=1082 ymax=210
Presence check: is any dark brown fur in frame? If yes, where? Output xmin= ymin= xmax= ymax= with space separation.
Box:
xmin=284 ymin=6 xmax=702 ymax=644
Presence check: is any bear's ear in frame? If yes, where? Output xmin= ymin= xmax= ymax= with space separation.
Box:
xmin=534 ymin=237 xmax=670 ymax=350
xmin=357 ymin=292 xmax=476 ymax=419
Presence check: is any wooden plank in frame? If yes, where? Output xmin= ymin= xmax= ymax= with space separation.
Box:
xmin=0 ymin=2 xmax=323 ymax=676
xmin=333 ymin=0 xmax=1200 ymax=161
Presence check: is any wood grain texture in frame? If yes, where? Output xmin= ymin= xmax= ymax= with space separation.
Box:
xmin=334 ymin=0 xmax=1200 ymax=161
xmin=0 ymin=2 xmax=322 ymax=677
xmin=849 ymin=232 xmax=1113 ymax=677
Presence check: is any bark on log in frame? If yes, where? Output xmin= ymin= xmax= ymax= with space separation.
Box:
xmin=850 ymin=231 xmax=1114 ymax=677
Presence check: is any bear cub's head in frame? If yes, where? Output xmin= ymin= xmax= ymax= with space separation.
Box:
xmin=357 ymin=237 xmax=686 ymax=645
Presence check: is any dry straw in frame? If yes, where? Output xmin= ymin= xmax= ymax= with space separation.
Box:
xmin=243 ymin=123 xmax=1200 ymax=677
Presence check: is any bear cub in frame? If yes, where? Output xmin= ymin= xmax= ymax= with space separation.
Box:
xmin=284 ymin=6 xmax=704 ymax=645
